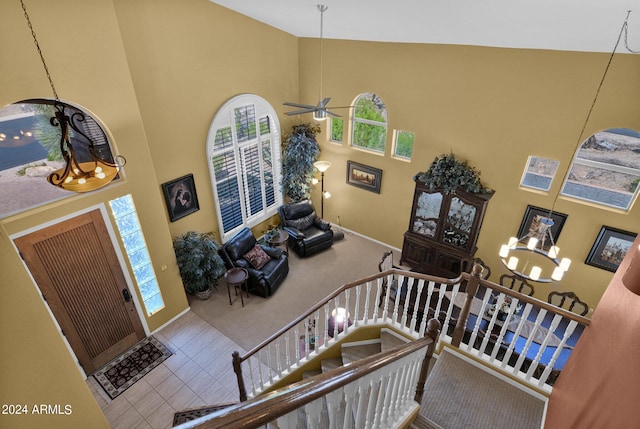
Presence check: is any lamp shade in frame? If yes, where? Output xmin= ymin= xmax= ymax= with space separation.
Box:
xmin=314 ymin=160 xmax=332 ymax=172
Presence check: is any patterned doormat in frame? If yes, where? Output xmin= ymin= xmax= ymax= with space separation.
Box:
xmin=92 ymin=336 xmax=172 ymax=399
xmin=172 ymin=403 xmax=237 ymax=426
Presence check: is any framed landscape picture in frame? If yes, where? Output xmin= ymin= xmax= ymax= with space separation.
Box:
xmin=346 ymin=161 xmax=382 ymax=194
xmin=517 ymin=205 xmax=568 ymax=250
xmin=586 ymin=226 xmax=637 ymax=272
xmin=162 ymin=174 xmax=200 ymax=222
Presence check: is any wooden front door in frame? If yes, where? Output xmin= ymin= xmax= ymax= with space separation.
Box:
xmin=14 ymin=209 xmax=145 ymax=374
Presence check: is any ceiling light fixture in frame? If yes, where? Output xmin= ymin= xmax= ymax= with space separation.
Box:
xmin=499 ymin=11 xmax=633 ymax=283
xmin=20 ymin=0 xmax=125 ymax=193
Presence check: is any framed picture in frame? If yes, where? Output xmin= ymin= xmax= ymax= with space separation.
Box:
xmin=346 ymin=161 xmax=382 ymax=194
xmin=162 ymin=174 xmax=200 ymax=222
xmin=586 ymin=226 xmax=637 ymax=272
xmin=516 ymin=205 xmax=568 ymax=250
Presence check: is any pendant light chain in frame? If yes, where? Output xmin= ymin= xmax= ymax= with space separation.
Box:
xmin=20 ymin=0 xmax=59 ymax=100
xmin=549 ymin=10 xmax=629 ymax=215
xmin=318 ymin=5 xmax=328 ymax=101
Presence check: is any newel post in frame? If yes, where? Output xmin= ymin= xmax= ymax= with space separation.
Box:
xmin=414 ymin=318 xmax=441 ymax=403
xmin=452 ymin=263 xmax=483 ymax=347
xmin=232 ymin=351 xmax=248 ymax=402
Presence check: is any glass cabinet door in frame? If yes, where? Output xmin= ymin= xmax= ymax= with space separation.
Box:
xmin=443 ymin=196 xmax=476 ymax=249
xmin=412 ymin=191 xmax=442 ymax=237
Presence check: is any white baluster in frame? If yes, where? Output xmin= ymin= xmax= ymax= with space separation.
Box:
xmin=365 ymin=378 xmax=381 ymax=428
xmin=401 ymin=275 xmax=414 ymax=328
xmin=410 ymin=279 xmax=425 ymax=332
xmin=326 ymin=386 xmax=344 ymax=429
xmin=276 ymin=409 xmax=299 ymax=429
xmin=525 ymin=313 xmax=562 ymax=380
xmin=304 ymin=396 xmax=324 ymax=429
xmin=363 ymin=281 xmax=371 ymax=324
xmin=342 ymin=382 xmax=357 ymax=429
xmin=345 ymin=289 xmax=352 ymax=333
xmin=354 ymin=378 xmax=368 ymax=429
xmin=537 ymin=320 xmax=578 ymax=386
xmin=513 ymin=308 xmax=548 ymax=373
xmin=354 ymin=283 xmax=362 ymax=328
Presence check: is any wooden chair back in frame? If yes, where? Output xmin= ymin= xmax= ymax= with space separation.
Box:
xmin=547 ymin=291 xmax=589 ymax=316
xmin=379 ymin=251 xmax=395 ymax=274
xmin=499 ymin=273 xmax=535 ymax=297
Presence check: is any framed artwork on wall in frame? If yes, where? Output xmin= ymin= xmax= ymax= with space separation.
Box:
xmin=346 ymin=161 xmax=382 ymax=194
xmin=162 ymin=174 xmax=200 ymax=222
xmin=517 ymin=205 xmax=568 ymax=250
xmin=586 ymin=226 xmax=637 ymax=272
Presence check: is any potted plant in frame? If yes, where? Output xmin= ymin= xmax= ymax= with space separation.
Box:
xmin=416 ymin=153 xmax=493 ymax=195
xmin=173 ymin=231 xmax=227 ymax=299
xmin=281 ymin=123 xmax=321 ymax=202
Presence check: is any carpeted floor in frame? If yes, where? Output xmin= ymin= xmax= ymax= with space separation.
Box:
xmin=420 ymin=348 xmax=545 ymax=429
xmin=189 ymin=229 xmax=398 ymax=353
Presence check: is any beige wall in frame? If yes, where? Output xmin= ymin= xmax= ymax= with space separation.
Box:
xmin=298 ymin=38 xmax=640 ymax=308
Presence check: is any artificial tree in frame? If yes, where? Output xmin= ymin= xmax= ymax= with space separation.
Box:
xmin=416 ymin=153 xmax=493 ymax=194
xmin=173 ymin=231 xmax=227 ymax=299
xmin=281 ymin=123 xmax=321 ymax=202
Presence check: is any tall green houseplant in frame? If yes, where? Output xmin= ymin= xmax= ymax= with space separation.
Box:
xmin=173 ymin=231 xmax=227 ymax=299
xmin=282 ymin=123 xmax=321 ymax=202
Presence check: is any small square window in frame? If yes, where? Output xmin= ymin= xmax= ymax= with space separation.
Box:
xmin=330 ymin=118 xmax=343 ymax=143
xmin=393 ymin=130 xmax=414 ymax=160
xmin=521 ymin=156 xmax=560 ymax=192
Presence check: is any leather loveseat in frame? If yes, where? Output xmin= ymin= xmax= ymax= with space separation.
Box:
xmin=278 ymin=200 xmax=333 ymax=257
xmin=220 ymin=227 xmax=289 ymax=297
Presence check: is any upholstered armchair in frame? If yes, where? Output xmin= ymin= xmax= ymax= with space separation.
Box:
xmin=220 ymin=227 xmax=289 ymax=298
xmin=278 ymin=200 xmax=333 ymax=257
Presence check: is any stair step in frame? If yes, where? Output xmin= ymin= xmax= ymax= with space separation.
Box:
xmin=321 ymin=357 xmax=343 ymax=373
xmin=341 ymin=340 xmax=382 ymax=365
xmin=303 ymin=369 xmax=322 ymax=379
xmin=410 ymin=414 xmax=444 ymax=429
xmin=380 ymin=327 xmax=410 ymax=352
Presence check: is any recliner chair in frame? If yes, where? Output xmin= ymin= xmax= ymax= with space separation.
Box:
xmin=278 ymin=200 xmax=333 ymax=257
xmin=220 ymin=227 xmax=289 ymax=297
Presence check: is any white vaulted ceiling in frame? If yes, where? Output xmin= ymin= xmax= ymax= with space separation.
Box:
xmin=209 ymin=0 xmax=640 ymax=53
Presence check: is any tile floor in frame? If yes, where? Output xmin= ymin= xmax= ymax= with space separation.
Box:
xmin=87 ymin=310 xmax=245 ymax=429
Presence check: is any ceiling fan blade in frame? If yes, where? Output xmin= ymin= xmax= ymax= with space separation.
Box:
xmin=285 ymin=108 xmax=317 ymax=116
xmin=325 ymin=110 xmax=342 ymax=118
xmin=284 ymin=101 xmax=317 ymax=109
xmin=318 ymin=98 xmax=331 ymax=108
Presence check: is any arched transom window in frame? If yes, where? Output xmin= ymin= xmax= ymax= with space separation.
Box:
xmin=350 ymin=93 xmax=388 ymax=153
xmin=561 ymin=128 xmax=640 ymax=211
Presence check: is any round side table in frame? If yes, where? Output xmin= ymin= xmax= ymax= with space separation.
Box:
xmin=224 ymin=267 xmax=249 ymax=307
xmin=268 ymin=229 xmax=289 ymax=254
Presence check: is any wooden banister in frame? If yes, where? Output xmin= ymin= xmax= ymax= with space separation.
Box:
xmin=185 ymin=320 xmax=441 ymax=429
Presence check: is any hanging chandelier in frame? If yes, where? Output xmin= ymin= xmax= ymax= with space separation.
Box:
xmin=499 ymin=11 xmax=634 ymax=283
xmin=21 ymin=0 xmax=125 ymax=193
xmin=499 ymin=216 xmax=572 ymax=282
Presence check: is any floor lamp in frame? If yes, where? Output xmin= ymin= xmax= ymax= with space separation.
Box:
xmin=314 ymin=160 xmax=331 ymax=218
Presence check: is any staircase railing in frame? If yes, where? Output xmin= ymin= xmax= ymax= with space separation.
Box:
xmin=231 ymin=270 xmax=461 ymax=401
xmin=177 ymin=264 xmax=591 ymax=428
xmin=231 ymin=265 xmax=590 ymax=400
xmin=179 ymin=320 xmax=440 ymax=429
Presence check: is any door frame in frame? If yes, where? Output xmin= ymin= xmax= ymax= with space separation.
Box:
xmin=10 ymin=203 xmax=150 ymax=378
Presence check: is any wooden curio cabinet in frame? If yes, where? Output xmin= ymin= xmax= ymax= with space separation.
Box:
xmin=400 ymin=177 xmax=493 ymax=278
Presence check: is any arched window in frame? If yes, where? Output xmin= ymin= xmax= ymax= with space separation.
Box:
xmin=206 ymin=94 xmax=283 ymax=242
xmin=561 ymin=128 xmax=640 ymax=211
xmin=0 ymin=99 xmax=120 ymax=218
xmin=351 ymin=93 xmax=388 ymax=153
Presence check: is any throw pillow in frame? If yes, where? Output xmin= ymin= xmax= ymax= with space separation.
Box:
xmin=243 ymin=244 xmax=271 ymax=269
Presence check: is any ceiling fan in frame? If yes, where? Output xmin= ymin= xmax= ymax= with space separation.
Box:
xmin=284 ymin=5 xmax=341 ymax=120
